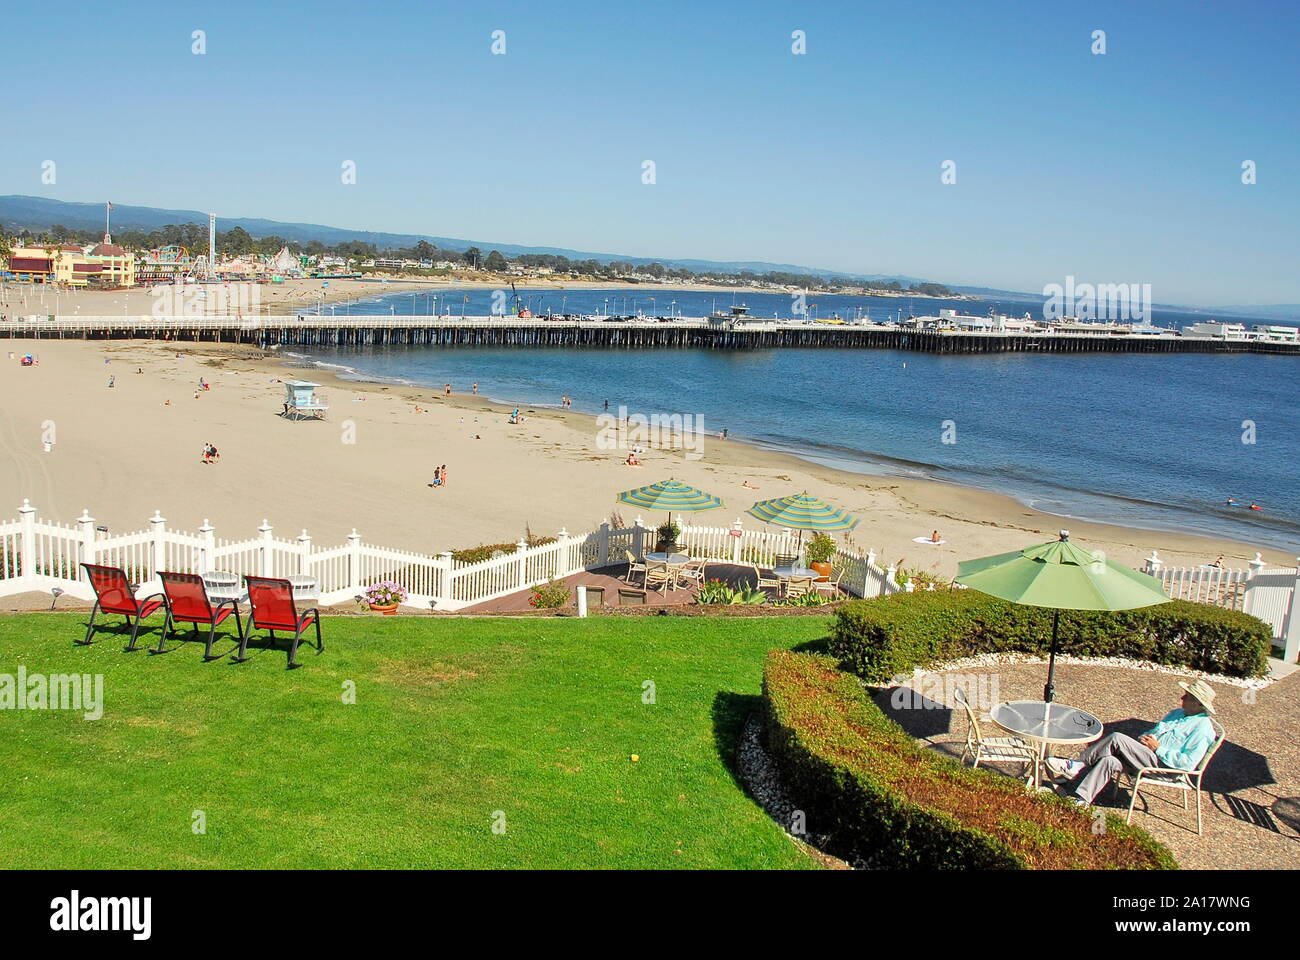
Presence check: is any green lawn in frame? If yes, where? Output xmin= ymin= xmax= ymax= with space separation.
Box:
xmin=0 ymin=613 xmax=827 ymax=869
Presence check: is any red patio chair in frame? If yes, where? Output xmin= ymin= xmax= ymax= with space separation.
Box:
xmin=78 ymin=563 xmax=166 ymax=651
xmin=156 ymin=571 xmax=244 ymax=661
xmin=239 ymin=576 xmax=323 ymax=668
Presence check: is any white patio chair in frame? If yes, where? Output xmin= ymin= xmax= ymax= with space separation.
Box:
xmin=643 ymin=561 xmax=674 ymax=594
xmin=954 ymin=688 xmax=1035 ymax=775
xmin=814 ymin=569 xmax=843 ymax=598
xmin=623 ymin=550 xmax=648 ymax=587
xmin=677 ymin=557 xmax=707 ymax=588
xmin=784 ymin=576 xmax=815 ymax=599
xmin=1123 ymin=718 xmax=1226 ymax=835
xmin=752 ymin=565 xmax=781 ymax=594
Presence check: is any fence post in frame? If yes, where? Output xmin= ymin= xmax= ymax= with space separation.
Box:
xmin=77 ymin=509 xmax=96 ymax=578
xmin=577 ymin=584 xmax=588 ymax=618
xmin=556 ymin=528 xmax=571 ymax=578
xmin=198 ymin=518 xmax=215 ymax=575
xmin=258 ymin=519 xmax=273 ymax=576
xmin=434 ymin=551 xmax=453 ymax=607
xmin=149 ymin=510 xmax=166 ymax=582
xmin=730 ymin=517 xmax=744 ymax=563
xmin=1282 ymin=559 xmax=1300 ymax=664
xmin=633 ymin=516 xmax=646 ymax=559
xmin=1242 ymin=553 xmax=1265 ymax=617
xmin=597 ymin=521 xmax=611 ymax=568
xmin=347 ymin=529 xmax=362 ymax=593
xmin=516 ymin=537 xmax=529 ymax=590
xmin=17 ymin=500 xmax=36 ymax=586
xmin=297 ymin=529 xmax=312 ymax=575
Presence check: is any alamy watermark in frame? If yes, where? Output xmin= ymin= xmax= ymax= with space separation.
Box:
xmin=596 ymin=405 xmax=706 ymax=461
xmin=890 ymin=671 xmax=1000 ymax=711
xmin=152 ymin=283 xmax=261 ymax=317
xmin=1042 ymin=276 xmax=1151 ymax=323
xmin=1 ymin=668 xmax=103 ymax=720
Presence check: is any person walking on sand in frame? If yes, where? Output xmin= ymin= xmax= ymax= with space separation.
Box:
xmin=108 ymin=375 xmax=115 ymax=388
xmin=444 ymin=383 xmax=451 ymax=397
xmin=439 ymin=464 xmax=448 ymax=487
xmin=472 ymin=382 xmax=478 ymax=395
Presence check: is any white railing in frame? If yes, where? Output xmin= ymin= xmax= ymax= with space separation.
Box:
xmin=1143 ymin=551 xmax=1300 ymax=662
xmin=0 ymin=501 xmax=905 ymax=613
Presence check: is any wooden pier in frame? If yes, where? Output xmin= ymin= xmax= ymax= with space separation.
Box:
xmin=2 ymin=315 xmax=1297 ymax=355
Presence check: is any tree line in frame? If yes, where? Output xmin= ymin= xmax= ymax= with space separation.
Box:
xmin=0 ymin=221 xmax=952 ymax=295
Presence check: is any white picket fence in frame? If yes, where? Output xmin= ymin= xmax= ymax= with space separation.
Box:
xmin=0 ymin=501 xmax=907 ymax=613
xmin=1143 ymin=551 xmax=1300 ymax=662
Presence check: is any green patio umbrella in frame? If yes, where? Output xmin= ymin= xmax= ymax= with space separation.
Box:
xmin=617 ymin=478 xmax=723 ymax=529
xmin=956 ymin=530 xmax=1170 ymax=702
xmin=746 ymin=492 xmax=859 ymax=555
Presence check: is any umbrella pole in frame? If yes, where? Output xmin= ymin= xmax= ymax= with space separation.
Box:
xmin=1044 ymin=609 xmax=1060 ymax=703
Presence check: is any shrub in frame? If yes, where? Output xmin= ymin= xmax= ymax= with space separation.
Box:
xmin=828 ymin=591 xmax=1272 ymax=681
xmin=761 ymin=650 xmax=1176 ymax=869
xmin=693 ymin=579 xmax=767 ymax=605
xmin=805 ymin=532 xmax=836 ymax=565
xmin=528 ymin=580 xmax=570 ymax=609
xmin=451 ymin=535 xmax=557 ymax=565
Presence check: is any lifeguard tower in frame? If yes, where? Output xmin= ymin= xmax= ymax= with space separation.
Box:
xmin=283 ymin=380 xmax=328 ymax=420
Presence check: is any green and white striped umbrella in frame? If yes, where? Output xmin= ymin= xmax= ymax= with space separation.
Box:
xmin=746 ymin=492 xmax=859 ymax=533
xmin=617 ymin=479 xmax=723 ymax=523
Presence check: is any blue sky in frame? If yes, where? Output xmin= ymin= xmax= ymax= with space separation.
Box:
xmin=3 ymin=0 xmax=1297 ymax=304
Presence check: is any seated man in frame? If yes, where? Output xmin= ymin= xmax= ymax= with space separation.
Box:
xmin=1045 ymin=679 xmax=1217 ymax=807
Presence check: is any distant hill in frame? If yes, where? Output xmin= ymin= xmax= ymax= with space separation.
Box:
xmin=0 ymin=195 xmax=931 ymax=286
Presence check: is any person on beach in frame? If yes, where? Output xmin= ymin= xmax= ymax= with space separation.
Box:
xmin=603 ymin=399 xmax=609 ymax=411
xmin=930 ymin=530 xmax=942 ymax=543
xmin=742 ymin=480 xmax=758 ymax=489
xmin=472 ymin=382 xmax=478 ymax=395
xmin=1046 ymin=680 xmax=1217 ymax=808
xmin=1210 ymin=555 xmax=1225 ymax=569
xmin=439 ymin=464 xmax=447 ymax=486
xmin=625 ymin=452 xmax=640 ymax=467
xmin=444 ymin=384 xmax=451 ymax=397
xmin=430 ymin=466 xmax=442 ymax=488
xmin=108 ymin=375 xmax=115 ymax=388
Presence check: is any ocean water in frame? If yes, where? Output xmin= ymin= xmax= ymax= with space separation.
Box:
xmin=293 ymin=288 xmax=1300 ymax=551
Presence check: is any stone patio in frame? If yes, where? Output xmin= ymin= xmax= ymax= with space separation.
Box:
xmin=879 ymin=660 xmax=1300 ymax=869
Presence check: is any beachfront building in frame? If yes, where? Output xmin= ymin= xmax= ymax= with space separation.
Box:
xmin=87 ymin=241 xmax=135 ymax=287
xmin=136 ymin=245 xmax=198 ymax=284
xmin=1183 ymin=321 xmax=1249 ymax=340
xmin=1250 ymin=324 xmax=1299 ymax=342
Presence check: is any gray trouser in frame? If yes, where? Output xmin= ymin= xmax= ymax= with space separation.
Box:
xmin=1072 ymin=733 xmax=1159 ymax=803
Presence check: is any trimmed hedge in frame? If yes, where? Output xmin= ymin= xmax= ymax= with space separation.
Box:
xmin=829 ymin=591 xmax=1272 ymax=682
xmin=762 ymin=650 xmax=1177 ymax=869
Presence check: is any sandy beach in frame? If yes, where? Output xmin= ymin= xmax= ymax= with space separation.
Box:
xmin=0 ymin=338 xmax=1291 ymax=600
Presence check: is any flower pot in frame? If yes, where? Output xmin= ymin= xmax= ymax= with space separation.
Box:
xmin=809 ymin=561 xmax=832 ymax=582
xmin=655 ymin=539 xmax=678 ymax=556
xmin=369 ymin=603 xmax=399 ymax=615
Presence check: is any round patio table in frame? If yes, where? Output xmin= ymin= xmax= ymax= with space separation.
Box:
xmin=286 ymin=574 xmax=319 ymax=599
xmin=773 ymin=565 xmax=818 ymax=579
xmin=644 ymin=553 xmax=688 ymax=565
xmin=202 ymin=571 xmax=243 ymax=602
xmin=989 ymin=700 xmax=1103 ymax=790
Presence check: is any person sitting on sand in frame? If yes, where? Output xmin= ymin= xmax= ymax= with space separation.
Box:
xmin=1210 ymin=555 xmax=1225 ymax=569
xmin=210 ymin=445 xmax=220 ymax=463
xmin=625 ymin=452 xmax=640 ymax=467
xmin=430 ymin=466 xmax=442 ymax=487
xmin=741 ymin=480 xmax=758 ymax=489
xmin=930 ymin=530 xmax=942 ymax=543
xmin=1046 ymin=680 xmax=1217 ymax=808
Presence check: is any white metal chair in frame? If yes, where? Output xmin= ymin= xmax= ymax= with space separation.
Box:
xmin=644 ymin=561 xmax=674 ymax=594
xmin=784 ymin=576 xmax=816 ymax=599
xmin=677 ymin=557 xmax=707 ymax=588
xmin=752 ymin=565 xmax=781 ymax=594
xmin=954 ymin=688 xmax=1036 ymax=775
xmin=1123 ymin=718 xmax=1226 ymax=835
xmin=815 ymin=569 xmax=843 ymax=598
xmin=623 ymin=550 xmax=648 ymax=587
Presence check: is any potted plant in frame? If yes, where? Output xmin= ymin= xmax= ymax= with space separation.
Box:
xmin=805 ymin=532 xmax=836 ymax=582
xmin=655 ymin=520 xmax=681 ymax=555
xmin=359 ymin=580 xmax=407 ymax=614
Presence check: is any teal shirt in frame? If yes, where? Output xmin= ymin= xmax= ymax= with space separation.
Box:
xmin=1147 ymin=709 xmax=1216 ymax=771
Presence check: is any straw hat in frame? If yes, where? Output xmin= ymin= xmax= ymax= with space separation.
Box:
xmin=1178 ymin=679 xmax=1216 ymax=714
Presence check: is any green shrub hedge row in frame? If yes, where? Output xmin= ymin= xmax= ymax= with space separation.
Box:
xmin=829 ymin=591 xmax=1272 ymax=682
xmin=761 ymin=650 xmax=1177 ymax=869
